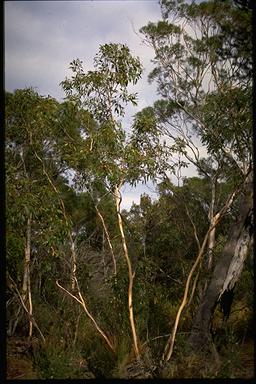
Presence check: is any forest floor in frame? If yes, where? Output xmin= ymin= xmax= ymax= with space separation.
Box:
xmin=232 ymin=339 xmax=254 ymax=378
xmin=6 ymin=335 xmax=254 ymax=379
xmin=6 ymin=337 xmax=39 ymax=379
xmin=177 ymin=338 xmax=254 ymax=379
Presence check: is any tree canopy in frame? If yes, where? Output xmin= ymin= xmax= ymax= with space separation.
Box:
xmin=6 ymin=1 xmax=253 ymax=379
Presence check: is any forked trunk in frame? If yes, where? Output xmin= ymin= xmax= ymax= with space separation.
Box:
xmin=189 ymin=174 xmax=253 ymax=350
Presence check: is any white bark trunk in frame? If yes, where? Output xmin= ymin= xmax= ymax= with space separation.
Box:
xmin=189 ymin=171 xmax=253 ymax=350
xmin=114 ymin=184 xmax=140 ymax=359
xmin=207 ymin=226 xmax=216 ymax=270
xmin=70 ymin=238 xmax=77 ymax=291
xmin=219 ymin=211 xmax=253 ymax=297
xmin=22 ymin=214 xmax=33 ymax=338
xmin=95 ymin=205 xmax=117 ymax=275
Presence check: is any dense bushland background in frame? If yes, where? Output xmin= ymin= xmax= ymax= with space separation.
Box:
xmin=6 ymin=0 xmax=253 ymax=379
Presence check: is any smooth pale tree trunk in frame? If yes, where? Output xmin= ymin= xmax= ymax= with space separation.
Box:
xmin=57 ymin=234 xmax=115 ymax=353
xmin=207 ymin=225 xmax=216 ymax=271
xmin=21 ymin=213 xmax=33 ymax=337
xmin=114 ymin=184 xmax=140 ymax=359
xmin=70 ymin=237 xmax=77 ymax=291
xmin=207 ymin=178 xmax=217 ymax=271
xmin=188 ymin=173 xmax=253 ymax=351
xmin=95 ymin=204 xmax=117 ymax=275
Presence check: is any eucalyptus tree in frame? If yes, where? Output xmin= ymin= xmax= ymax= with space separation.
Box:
xmin=61 ymin=43 xmax=167 ymax=358
xmin=139 ymin=0 xmax=252 ymax=358
xmin=6 ymin=87 xmax=117 ymax=354
xmin=6 ymin=89 xmax=71 ymax=339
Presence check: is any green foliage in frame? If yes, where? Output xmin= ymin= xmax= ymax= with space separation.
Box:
xmin=61 ymin=43 xmax=142 ymax=122
xmin=6 ymin=2 xmax=253 ymax=375
xmin=6 ymin=89 xmax=71 ymax=285
xmin=126 ymin=108 xmax=169 ymax=184
xmin=140 ymin=0 xmax=252 ymax=184
xmin=199 ymin=86 xmax=252 ymax=167
xmin=61 ymin=43 xmax=167 ymax=189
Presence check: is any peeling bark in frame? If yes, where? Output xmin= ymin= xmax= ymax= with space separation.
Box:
xmin=189 ymin=173 xmax=253 ymax=350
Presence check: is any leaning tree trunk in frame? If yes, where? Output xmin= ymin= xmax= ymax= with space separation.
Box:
xmin=188 ymin=172 xmax=253 ymax=351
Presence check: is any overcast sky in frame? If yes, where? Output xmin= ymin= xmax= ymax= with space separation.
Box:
xmin=5 ymin=0 xmax=201 ymax=209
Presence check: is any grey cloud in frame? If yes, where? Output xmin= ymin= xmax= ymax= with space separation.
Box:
xmin=5 ymin=1 xmax=160 ymax=101
xmin=5 ymin=1 xmax=164 ymax=208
